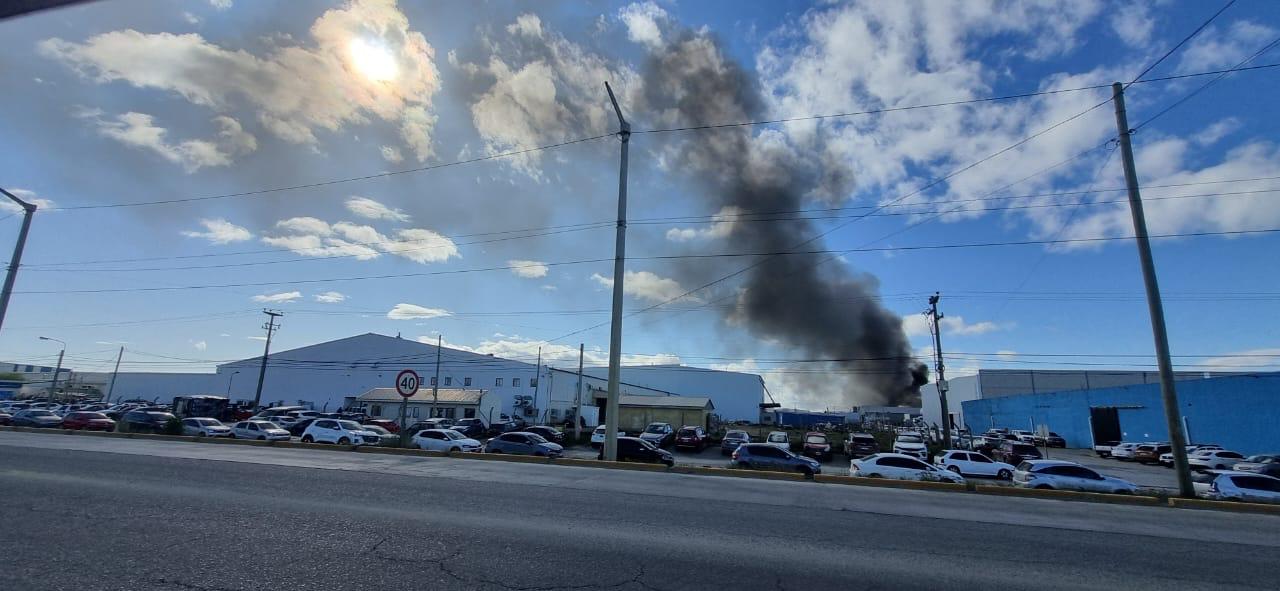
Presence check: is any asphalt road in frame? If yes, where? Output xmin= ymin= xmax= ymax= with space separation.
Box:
xmin=1 ymin=432 xmax=1278 ymax=590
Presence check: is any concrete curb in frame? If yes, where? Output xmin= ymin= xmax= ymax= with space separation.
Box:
xmin=4 ymin=426 xmax=1275 ymax=514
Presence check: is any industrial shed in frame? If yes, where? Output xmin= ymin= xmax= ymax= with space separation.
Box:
xmin=615 ymin=395 xmax=715 ymax=432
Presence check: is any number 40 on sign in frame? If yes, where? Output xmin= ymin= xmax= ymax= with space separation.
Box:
xmin=395 ymin=369 xmax=420 ymax=398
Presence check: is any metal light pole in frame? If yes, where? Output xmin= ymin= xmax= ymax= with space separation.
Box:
xmin=225 ymin=370 xmax=240 ymax=396
xmin=1112 ymin=82 xmax=1194 ymax=498
xmin=39 ymin=336 xmax=65 ymax=405
xmin=602 ymin=81 xmax=631 ymax=462
xmin=0 ymin=188 xmax=38 ymax=335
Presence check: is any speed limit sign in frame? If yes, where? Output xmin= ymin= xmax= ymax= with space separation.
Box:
xmin=395 ymin=369 xmax=420 ymax=398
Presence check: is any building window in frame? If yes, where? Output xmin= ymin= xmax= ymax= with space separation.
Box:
xmin=411 ymin=407 xmax=419 ymax=418
xmin=441 ymin=407 xmax=456 ymax=419
xmin=430 ymin=377 xmax=437 ymax=386
xmin=464 ymin=377 xmax=472 ymax=387
xmin=530 ymin=378 xmax=538 ymax=388
xmin=495 ymin=377 xmax=503 ymax=387
xmin=512 ymin=377 xmax=521 ymax=388
xmin=371 ymin=405 xmax=383 ymax=417
xmin=464 ymin=408 xmax=476 ymax=419
xmin=444 ymin=377 xmax=452 ymax=386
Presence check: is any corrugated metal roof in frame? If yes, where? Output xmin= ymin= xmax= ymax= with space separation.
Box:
xmin=356 ymin=388 xmax=485 ymax=404
xmin=618 ymin=395 xmax=714 ymax=410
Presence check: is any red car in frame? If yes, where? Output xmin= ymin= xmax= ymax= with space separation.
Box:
xmin=802 ymin=432 xmax=833 ymax=461
xmin=364 ymin=418 xmax=400 ymax=434
xmin=61 ymin=411 xmax=116 ymax=431
xmin=674 ymin=426 xmax=709 ymax=451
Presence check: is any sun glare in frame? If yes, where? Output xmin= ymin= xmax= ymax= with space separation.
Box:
xmin=349 ymin=37 xmax=399 ymax=82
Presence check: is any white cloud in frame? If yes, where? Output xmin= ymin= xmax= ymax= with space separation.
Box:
xmin=262 ymin=217 xmax=457 ymax=264
xmin=209 ymin=0 xmax=232 ymax=10
xmin=314 ymin=291 xmax=346 ymax=303
xmin=618 ymin=1 xmax=669 ymax=49
xmin=902 ymin=314 xmax=1004 ymax=337
xmin=275 ymin=217 xmax=332 ymax=236
xmin=0 ymin=188 xmax=55 ymax=214
xmin=251 ymin=291 xmax=302 ymax=303
xmin=41 ymin=0 xmax=442 ymax=160
xmin=1110 ymin=1 xmax=1155 ymax=49
xmin=665 ymin=206 xmax=740 ymax=242
xmin=83 ymin=111 xmax=256 ymax=172
xmin=1195 ymin=117 xmax=1241 ymax=147
xmin=191 ymin=340 xmax=207 ymax=351
xmin=388 ymin=303 xmax=451 ymax=320
xmin=182 ymin=218 xmax=252 ymax=244
xmin=508 ymin=259 xmax=548 ymax=278
xmin=247 ymin=336 xmax=268 ymax=342
xmin=1202 ymin=348 xmax=1280 ymax=370
xmin=183 ymin=12 xmax=201 ymax=25
xmin=1176 ymin=21 xmax=1278 ymax=74
xmin=540 ymin=284 xmax=557 ymax=291
xmin=591 ymin=270 xmax=694 ymax=303
xmin=379 ymin=145 xmax=403 ymax=163
xmin=506 ymin=13 xmax=543 ymax=38
xmin=345 ymin=196 xmax=410 ymax=222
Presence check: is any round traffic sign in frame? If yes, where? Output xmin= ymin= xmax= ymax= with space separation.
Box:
xmin=395 ymin=369 xmax=420 ymax=398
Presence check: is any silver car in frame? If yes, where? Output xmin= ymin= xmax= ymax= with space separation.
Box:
xmin=1013 ymin=460 xmax=1138 ymax=494
xmin=483 ymin=431 xmax=563 ymax=457
xmin=181 ymin=417 xmax=231 ymax=437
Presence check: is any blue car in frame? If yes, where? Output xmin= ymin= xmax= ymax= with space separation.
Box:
xmin=484 ymin=431 xmax=563 ymax=457
xmin=720 ymin=430 xmax=751 ymax=456
xmin=731 ymin=443 xmax=821 ymax=475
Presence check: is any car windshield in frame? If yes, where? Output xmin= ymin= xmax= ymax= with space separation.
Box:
xmin=645 ymin=424 xmax=667 ymax=434
xmin=442 ymin=430 xmax=463 ymax=440
xmin=805 ymin=435 xmax=826 ymax=444
xmin=29 ymin=410 xmax=55 ymax=417
xmin=251 ymin=422 xmax=276 ymax=429
xmin=81 ymin=413 xmax=108 ymax=419
xmin=198 ymin=419 xmax=221 ymax=426
xmin=767 ymin=433 xmax=787 ymax=443
xmin=1012 ymin=444 xmax=1036 ymax=453
xmin=679 ymin=429 xmax=697 ymax=436
xmin=726 ymin=431 xmax=747 ymax=440
xmin=338 ymin=420 xmax=363 ymax=430
xmin=526 ymin=433 xmax=549 ymax=444
xmin=897 ymin=436 xmax=922 ymax=444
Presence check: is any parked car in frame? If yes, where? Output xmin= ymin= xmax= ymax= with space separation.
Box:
xmin=412 ymin=428 xmax=481 ymax=452
xmin=231 ymin=420 xmax=292 ymax=441
xmin=934 ymin=450 xmax=1015 ymax=479
xmin=287 ymin=418 xmax=318 ymax=437
xmin=58 ymin=411 xmax=114 ymax=431
xmin=590 ymin=425 xmax=625 ymax=449
xmin=181 ymin=417 xmax=231 ymax=437
xmin=993 ymin=441 xmax=1043 ymax=465
xmin=524 ymin=425 xmax=566 ymax=444
xmin=484 ymin=431 xmax=563 ymax=457
xmin=0 ymin=411 xmax=11 ymax=425
xmin=451 ymin=418 xmax=486 ymax=438
xmin=802 ymin=432 xmax=833 ymax=461
xmin=1093 ymin=440 xmax=1121 ymax=457
xmin=674 ymin=426 xmax=709 ymax=451
xmin=1159 ymin=444 xmax=1224 ymax=467
xmin=845 ymin=433 xmax=880 ymax=458
xmin=1133 ymin=443 xmax=1172 ymax=465
xmin=1196 ymin=471 xmax=1280 ymax=503
xmin=1044 ymin=432 xmax=1066 ymax=448
xmin=300 ymin=419 xmax=378 ymax=445
xmin=892 ymin=434 xmax=928 ymax=459
xmin=360 ymin=425 xmax=400 ymax=446
xmin=638 ymin=422 xmax=676 ymax=448
xmin=731 ymin=443 xmax=821 ymax=476
xmin=1012 ymin=460 xmax=1138 ymax=494
xmin=764 ymin=431 xmax=791 ymax=452
xmin=1233 ymin=454 xmax=1280 ymax=478
xmin=364 ymin=418 xmax=401 ymax=434
xmin=10 ymin=409 xmax=63 ymax=428
xmin=1010 ymin=430 xmax=1035 ymax=443
xmin=720 ymin=430 xmax=751 ymax=455
xmin=849 ymin=453 xmax=964 ymax=484
xmin=601 ymin=436 xmax=674 ymax=466
xmin=122 ymin=410 xmax=175 ymax=433
xmin=1188 ymin=450 xmax=1247 ymax=471
xmin=1110 ymin=442 xmax=1140 ymax=460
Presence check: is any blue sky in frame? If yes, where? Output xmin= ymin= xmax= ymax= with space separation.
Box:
xmin=1 ymin=0 xmax=1278 ymax=408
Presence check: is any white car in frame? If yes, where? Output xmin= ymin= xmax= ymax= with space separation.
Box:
xmin=230 ymin=420 xmax=291 ymax=441
xmin=590 ymin=425 xmax=625 ymax=449
xmin=301 ymin=419 xmax=381 ymax=445
xmin=850 ymin=453 xmax=965 ymax=484
xmin=1195 ymin=471 xmax=1280 ymax=503
xmin=1012 ymin=460 xmax=1138 ymax=494
xmin=1159 ymin=444 xmax=1224 ymax=467
xmin=934 ymin=450 xmax=1016 ymax=479
xmin=1188 ymin=450 xmax=1246 ymax=471
xmin=412 ymin=428 xmax=482 ymax=453
xmin=1110 ymin=442 xmax=1140 ymax=460
xmin=892 ymin=434 xmax=928 ymax=459
xmin=1010 ymin=430 xmax=1035 ymax=443
xmin=764 ymin=431 xmax=791 ymax=451
xmin=181 ymin=417 xmax=231 ymax=437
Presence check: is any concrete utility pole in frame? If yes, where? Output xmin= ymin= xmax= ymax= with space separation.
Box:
xmin=0 ymin=188 xmax=38 ymax=335
xmin=574 ymin=343 xmax=584 ymax=441
xmin=927 ymin=293 xmax=952 ymax=449
xmin=534 ymin=346 xmax=542 ymax=424
xmin=430 ymin=334 xmax=442 ymax=420
xmin=251 ymin=310 xmax=283 ymax=410
xmin=39 ymin=336 xmax=65 ymax=405
xmin=602 ymin=81 xmax=631 ymax=462
xmin=1112 ymin=82 xmax=1194 ymax=498
xmin=104 ymin=346 xmax=123 ymax=404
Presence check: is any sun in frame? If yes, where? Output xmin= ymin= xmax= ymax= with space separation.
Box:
xmin=349 ymin=38 xmax=399 ymax=82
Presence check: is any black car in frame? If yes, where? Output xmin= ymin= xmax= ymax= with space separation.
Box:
xmin=598 ymin=436 xmax=674 ymax=467
xmin=524 ymin=425 xmax=565 ymax=444
xmin=287 ymin=418 xmax=318 ymax=437
xmin=1045 ymin=432 xmax=1066 ymax=448
xmin=10 ymin=409 xmax=63 ymax=428
xmin=994 ymin=441 xmax=1043 ymax=465
xmin=452 ymin=418 xmax=486 ymax=438
xmin=846 ymin=433 xmax=880 ymax=458
xmin=122 ymin=410 xmax=176 ymax=433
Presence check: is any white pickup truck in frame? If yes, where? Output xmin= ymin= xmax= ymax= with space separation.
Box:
xmin=1093 ymin=440 xmax=1120 ymax=457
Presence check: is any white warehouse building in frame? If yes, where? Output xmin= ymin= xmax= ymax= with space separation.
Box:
xmin=78 ymin=333 xmax=766 ymax=424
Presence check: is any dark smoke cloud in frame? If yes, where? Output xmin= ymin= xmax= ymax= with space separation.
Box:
xmin=643 ymin=32 xmax=927 ymax=407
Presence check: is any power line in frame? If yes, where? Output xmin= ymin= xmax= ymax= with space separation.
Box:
xmin=1124 ymin=0 xmax=1236 ymax=87
xmin=1134 ymin=34 xmax=1280 ymax=131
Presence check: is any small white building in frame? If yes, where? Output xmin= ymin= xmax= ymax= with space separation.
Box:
xmin=349 ymin=388 xmax=501 ymax=424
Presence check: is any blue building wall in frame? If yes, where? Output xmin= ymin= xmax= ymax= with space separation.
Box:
xmin=961 ymin=374 xmax=1280 ymax=454
xmin=774 ymin=410 xmax=855 ymax=428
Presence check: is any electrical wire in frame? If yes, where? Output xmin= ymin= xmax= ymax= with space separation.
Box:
xmin=1124 ymin=0 xmax=1236 ymax=87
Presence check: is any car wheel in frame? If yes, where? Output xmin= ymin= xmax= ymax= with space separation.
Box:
xmin=302 ymin=435 xmax=314 ymax=443
xmin=1114 ymin=489 xmax=1132 ymax=495
xmin=1034 ymin=484 xmax=1053 ymax=490
xmin=229 ymin=433 xmax=236 ymax=439
xmin=737 ymin=461 xmax=750 ymax=469
xmin=449 ymin=446 xmax=460 ymax=453
xmin=257 ymin=436 xmax=266 ymax=441
xmin=338 ymin=437 xmax=350 ymax=445
xmin=491 ymin=449 xmax=503 ymax=454
xmin=997 ymin=469 xmax=1012 ymax=480
xmin=947 ymin=466 xmax=962 ymax=475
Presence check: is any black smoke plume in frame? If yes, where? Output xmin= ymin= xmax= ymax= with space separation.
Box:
xmin=643 ymin=33 xmax=928 ymax=407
